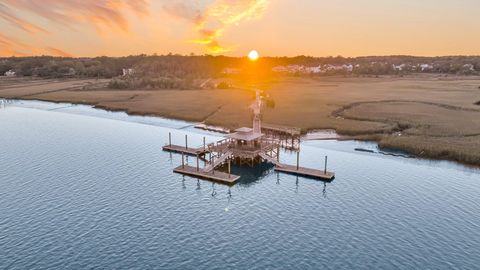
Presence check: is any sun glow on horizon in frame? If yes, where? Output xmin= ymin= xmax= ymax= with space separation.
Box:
xmin=1 ymin=2 xmax=480 ymax=57
xmin=248 ymin=50 xmax=259 ymax=61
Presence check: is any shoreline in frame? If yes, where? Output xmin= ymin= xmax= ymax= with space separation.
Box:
xmin=6 ymin=97 xmax=480 ymax=168
xmin=1 ymin=75 xmax=479 ymax=167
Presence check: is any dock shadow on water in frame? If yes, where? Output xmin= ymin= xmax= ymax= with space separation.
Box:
xmin=217 ymin=162 xmax=275 ymax=186
xmin=216 ymin=161 xmax=333 ymax=190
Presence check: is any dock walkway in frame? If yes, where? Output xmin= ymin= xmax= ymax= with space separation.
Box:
xmin=174 ymin=165 xmax=240 ymax=185
xmin=163 ymin=144 xmax=206 ymax=156
xmin=202 ymin=150 xmax=232 ymax=173
xmin=274 ymin=164 xmax=335 ymax=181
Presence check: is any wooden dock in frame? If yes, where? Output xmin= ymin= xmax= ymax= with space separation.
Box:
xmin=163 ymin=144 xmax=205 ymax=156
xmin=274 ymin=164 xmax=335 ymax=181
xmin=174 ymin=165 xmax=240 ymax=185
xmin=163 ymin=132 xmax=335 ymax=184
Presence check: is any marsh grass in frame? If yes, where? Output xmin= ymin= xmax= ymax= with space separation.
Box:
xmin=379 ymin=135 xmax=480 ymax=165
xmin=2 ymin=75 xmax=480 ymax=165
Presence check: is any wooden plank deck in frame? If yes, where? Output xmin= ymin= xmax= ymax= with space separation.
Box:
xmin=262 ymin=124 xmax=301 ymax=136
xmin=174 ymin=165 xmax=240 ymax=185
xmin=274 ymin=164 xmax=335 ymax=181
xmin=162 ymin=144 xmax=206 ymax=156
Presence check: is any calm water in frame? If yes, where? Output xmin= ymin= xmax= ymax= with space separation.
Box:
xmin=1 ymin=101 xmax=480 ymax=269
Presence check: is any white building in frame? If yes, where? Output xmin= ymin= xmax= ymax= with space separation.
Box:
xmin=122 ymin=68 xmax=134 ymax=76
xmin=4 ymin=70 xmax=16 ymax=77
xmin=463 ymin=64 xmax=475 ymax=72
xmin=419 ymin=64 xmax=433 ymax=71
xmin=272 ymin=64 xmax=354 ymax=74
xmin=393 ymin=64 xmax=405 ymax=71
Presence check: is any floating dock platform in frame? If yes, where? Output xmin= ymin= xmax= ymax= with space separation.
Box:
xmin=174 ymin=165 xmax=240 ymax=185
xmin=163 ymin=144 xmax=204 ymax=156
xmin=274 ymin=164 xmax=335 ymax=181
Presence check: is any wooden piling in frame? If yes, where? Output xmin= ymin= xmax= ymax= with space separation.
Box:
xmin=185 ymin=134 xmax=188 ymax=149
xmin=212 ymin=156 xmax=215 ymax=175
xmin=196 ymin=154 xmax=199 ymax=172
xmin=169 ymin=132 xmax=172 ymax=146
xmin=203 ymin=137 xmax=206 ymax=151
xmin=296 ymin=151 xmax=300 ymax=170
xmin=228 ymin=159 xmax=231 ymax=179
xmin=324 ymin=156 xmax=328 ymax=174
xmin=182 ymin=152 xmax=185 ymax=168
xmin=277 ymin=145 xmax=280 ymax=162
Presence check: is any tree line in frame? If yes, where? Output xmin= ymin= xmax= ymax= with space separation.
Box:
xmin=1 ymin=55 xmax=479 ymax=80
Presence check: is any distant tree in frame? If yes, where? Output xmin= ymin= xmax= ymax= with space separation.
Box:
xmin=0 ymin=62 xmax=12 ymax=74
xmin=1 ymin=54 xmax=479 ymax=79
xmin=265 ymin=98 xmax=275 ymax=109
xmin=216 ymin=82 xmax=230 ymax=89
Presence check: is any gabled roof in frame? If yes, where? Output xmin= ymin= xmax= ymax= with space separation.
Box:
xmin=226 ymin=131 xmax=264 ymax=141
xmin=235 ymin=127 xmax=253 ymax=133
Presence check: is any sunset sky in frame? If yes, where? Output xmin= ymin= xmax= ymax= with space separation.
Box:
xmin=1 ymin=0 xmax=479 ymax=57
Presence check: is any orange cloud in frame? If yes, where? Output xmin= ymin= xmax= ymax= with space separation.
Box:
xmin=0 ymin=33 xmax=38 ymax=56
xmin=125 ymin=0 xmax=150 ymax=16
xmin=45 ymin=47 xmax=74 ymax=57
xmin=0 ymin=3 xmax=48 ymax=33
xmin=0 ymin=33 xmax=73 ymax=57
xmin=0 ymin=0 xmax=149 ymax=56
xmin=165 ymin=0 xmax=270 ymax=53
xmin=1 ymin=0 xmax=149 ymax=33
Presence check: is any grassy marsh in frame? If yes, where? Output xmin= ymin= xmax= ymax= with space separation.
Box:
xmin=1 ymin=75 xmax=479 ymax=165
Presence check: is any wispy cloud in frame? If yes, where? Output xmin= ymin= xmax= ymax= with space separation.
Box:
xmin=0 ymin=0 xmax=149 ymax=56
xmin=0 ymin=3 xmax=48 ymax=34
xmin=0 ymin=33 xmax=39 ymax=56
xmin=45 ymin=47 xmax=73 ymax=57
xmin=0 ymin=0 xmax=269 ymax=56
xmin=1 ymin=0 xmax=149 ymax=33
xmin=0 ymin=33 xmax=73 ymax=57
xmin=164 ymin=0 xmax=270 ymax=53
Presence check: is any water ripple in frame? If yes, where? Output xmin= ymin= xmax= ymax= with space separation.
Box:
xmin=1 ymin=107 xmax=480 ymax=269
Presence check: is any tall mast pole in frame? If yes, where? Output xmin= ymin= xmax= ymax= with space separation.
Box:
xmin=252 ymin=89 xmax=262 ymax=134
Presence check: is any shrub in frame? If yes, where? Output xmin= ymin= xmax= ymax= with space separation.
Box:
xmin=265 ymin=99 xmax=275 ymax=108
xmin=108 ymin=79 xmax=129 ymax=89
xmin=216 ymin=81 xmax=230 ymax=89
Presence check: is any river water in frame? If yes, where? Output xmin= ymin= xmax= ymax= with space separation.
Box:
xmin=1 ymin=101 xmax=479 ymax=269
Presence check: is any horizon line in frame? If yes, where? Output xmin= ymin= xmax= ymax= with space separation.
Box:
xmin=2 ymin=54 xmax=480 ymax=59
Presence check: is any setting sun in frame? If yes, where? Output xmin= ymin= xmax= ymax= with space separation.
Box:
xmin=248 ymin=50 xmax=259 ymax=61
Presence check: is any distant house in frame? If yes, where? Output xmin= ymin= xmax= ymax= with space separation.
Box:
xmin=272 ymin=64 xmax=353 ymax=74
xmin=419 ymin=64 xmax=433 ymax=71
xmin=64 ymin=68 xmax=76 ymax=77
xmin=122 ymin=68 xmax=134 ymax=76
xmin=221 ymin=68 xmax=241 ymax=75
xmin=463 ymin=64 xmax=475 ymax=72
xmin=393 ymin=64 xmax=405 ymax=71
xmin=4 ymin=70 xmax=16 ymax=77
